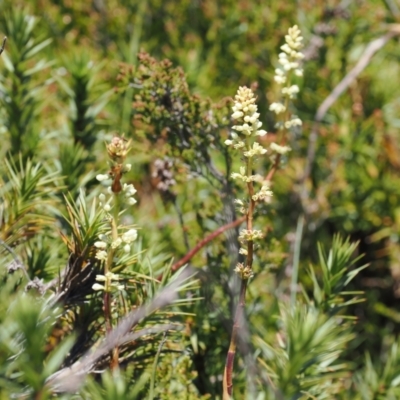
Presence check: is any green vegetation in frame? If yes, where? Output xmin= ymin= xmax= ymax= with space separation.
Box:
xmin=1 ymin=1 xmax=400 ymax=399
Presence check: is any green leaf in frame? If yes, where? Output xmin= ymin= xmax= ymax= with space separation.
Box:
xmin=43 ymin=336 xmax=76 ymax=377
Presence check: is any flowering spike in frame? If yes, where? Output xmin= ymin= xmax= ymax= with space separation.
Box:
xmin=225 ymin=87 xmax=268 ymax=149
xmin=224 ymin=26 xmax=304 ymax=397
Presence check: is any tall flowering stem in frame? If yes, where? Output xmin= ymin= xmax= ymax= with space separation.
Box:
xmin=268 ymin=25 xmax=304 ymax=175
xmin=223 ymin=87 xmax=270 ymax=398
xmin=222 ymin=26 xmax=303 ymax=398
xmin=94 ymin=136 xmax=139 ymax=369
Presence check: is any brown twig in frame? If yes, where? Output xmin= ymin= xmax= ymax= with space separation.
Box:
xmin=159 ymin=161 xmax=279 ymax=395
xmin=266 ymin=153 xmax=282 ymax=183
xmin=164 ymin=149 xmax=281 ymax=282
xmin=301 ymin=29 xmax=399 ymax=201
xmin=156 ymin=215 xmax=246 ymax=281
xmin=46 ymin=268 xmax=192 ymax=393
xmin=287 ymin=28 xmax=400 ymax=328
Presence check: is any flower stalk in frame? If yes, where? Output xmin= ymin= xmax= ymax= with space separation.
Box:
xmin=94 ymin=135 xmax=138 ymax=370
xmin=223 ymin=86 xmax=269 ymax=398
xmin=222 ymin=25 xmax=303 ymax=398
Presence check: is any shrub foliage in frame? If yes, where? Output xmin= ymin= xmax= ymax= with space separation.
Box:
xmin=1 ymin=2 xmax=400 ymax=399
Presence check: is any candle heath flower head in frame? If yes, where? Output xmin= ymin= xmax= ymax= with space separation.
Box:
xmin=225 ymin=86 xmax=267 ymax=150
xmin=277 ymin=25 xmax=304 ymax=78
xmin=270 ymin=25 xmax=304 ymax=133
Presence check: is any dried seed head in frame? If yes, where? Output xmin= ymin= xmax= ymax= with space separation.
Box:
xmin=107 ymin=136 xmax=131 ymax=162
xmin=152 ymin=157 xmax=176 ymax=192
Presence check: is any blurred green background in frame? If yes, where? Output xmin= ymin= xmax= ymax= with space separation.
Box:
xmin=2 ymin=0 xmax=400 ymax=397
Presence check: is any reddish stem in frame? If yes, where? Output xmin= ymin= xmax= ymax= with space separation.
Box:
xmin=104 ymin=292 xmax=113 ymax=334
xmin=157 ymin=215 xmax=246 ymax=281
xmin=162 ymin=162 xmax=282 ymax=282
xmin=223 ymin=278 xmax=248 ymax=397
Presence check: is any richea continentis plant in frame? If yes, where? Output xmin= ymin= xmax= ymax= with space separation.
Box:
xmin=0 ymin=11 xmax=381 ymax=399
xmin=223 ymin=25 xmax=305 ymax=398
xmin=93 ymin=136 xmax=137 ymax=367
xmin=219 ymin=26 xmax=369 ymax=400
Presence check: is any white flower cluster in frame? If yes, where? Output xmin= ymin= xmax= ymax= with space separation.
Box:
xmin=238 ymin=229 xmax=264 ymax=243
xmin=233 ymin=198 xmax=247 ymax=214
xmin=225 ymin=86 xmax=267 ymax=150
xmin=284 ymin=117 xmax=302 ymax=129
xmin=243 ymin=142 xmax=267 ymax=158
xmin=270 ymin=25 xmax=304 ymax=130
xmin=234 ymin=263 xmax=253 ymax=280
xmin=123 ymin=183 xmax=137 ymax=205
xmin=92 ymin=271 xmax=124 ymax=292
xmin=98 ymin=193 xmax=111 ymax=212
xmin=96 ymin=174 xmax=111 ymax=182
xmin=94 ymin=228 xmax=138 ymax=261
xmin=269 ymin=102 xmax=286 ymax=115
xmin=270 ymin=142 xmax=292 ymax=155
xmin=252 ymin=184 xmax=273 ymax=202
xmin=238 ymin=228 xmax=264 ymax=256
xmin=231 ymin=166 xmax=263 ymax=183
xmin=277 ymin=25 xmax=304 ymax=78
xmin=121 ymin=228 xmax=138 ymax=244
xmin=226 ymin=87 xmax=273 ymax=205
xmin=281 ymin=85 xmax=300 ymax=99
xmin=96 ymin=168 xmax=137 ymax=211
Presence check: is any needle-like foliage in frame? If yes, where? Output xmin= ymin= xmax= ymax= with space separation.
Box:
xmin=0 ymin=7 xmax=52 ymax=159
xmin=1 ymin=3 xmax=400 ymax=399
xmin=0 ymin=156 xmax=58 ymax=246
xmin=306 ymin=235 xmax=368 ymax=314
